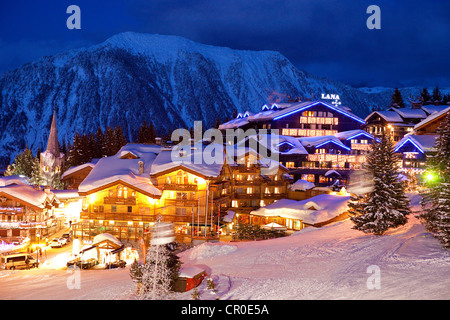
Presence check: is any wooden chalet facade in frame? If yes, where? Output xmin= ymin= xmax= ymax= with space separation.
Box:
xmin=72 ymin=143 xmax=292 ymax=243
xmin=61 ymin=162 xmax=96 ymax=190
xmin=0 ymin=179 xmax=59 ymax=241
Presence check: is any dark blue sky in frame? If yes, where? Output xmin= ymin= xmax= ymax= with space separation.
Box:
xmin=1 ymin=0 xmax=449 ymax=87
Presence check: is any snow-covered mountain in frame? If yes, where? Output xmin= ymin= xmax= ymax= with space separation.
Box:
xmin=0 ymin=32 xmax=425 ymax=164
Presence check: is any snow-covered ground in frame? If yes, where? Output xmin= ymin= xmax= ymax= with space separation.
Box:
xmin=0 ymin=193 xmax=449 ymax=300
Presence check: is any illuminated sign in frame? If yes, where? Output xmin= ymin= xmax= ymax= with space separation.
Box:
xmin=282 ymin=128 xmax=338 ymax=137
xmin=321 ymin=93 xmax=342 ymax=107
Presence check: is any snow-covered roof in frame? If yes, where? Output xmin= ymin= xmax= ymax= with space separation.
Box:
xmin=0 ymin=175 xmax=30 ymax=187
xmin=0 ymin=184 xmax=52 ymax=209
xmin=79 ymin=144 xmax=162 ymax=197
xmin=394 ymin=135 xmax=438 ymax=153
xmin=93 ymin=233 xmax=122 ymax=247
xmin=299 ymin=135 xmax=350 ymax=150
xmin=236 ymin=133 xmax=308 ymax=156
xmin=219 ymin=101 xmax=365 ymax=130
xmin=290 ymin=179 xmax=315 ymax=191
xmin=150 ymin=144 xmax=225 ymax=178
xmin=365 ymin=110 xmax=404 ymax=123
xmin=334 ymin=129 xmax=376 ymax=141
xmin=421 ymin=104 xmax=450 ymax=115
xmin=251 ymin=194 xmax=350 ymax=225
xmin=388 ymin=107 xmax=427 ymax=119
xmin=414 ymin=106 xmax=450 ymax=131
xmin=61 ymin=161 xmax=97 ymax=179
xmin=179 ymin=266 xmax=206 ymax=278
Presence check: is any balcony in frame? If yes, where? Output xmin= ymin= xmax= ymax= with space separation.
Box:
xmin=233 ymin=193 xmax=260 ymax=200
xmin=103 ymin=197 xmax=136 ymax=205
xmin=262 ymin=193 xmax=287 ymax=199
xmin=79 ymin=212 xmax=192 ymax=224
xmin=164 ymin=198 xmax=199 ymax=207
xmin=0 ymin=206 xmax=25 ymax=214
xmin=163 ymin=184 xmax=198 ymax=191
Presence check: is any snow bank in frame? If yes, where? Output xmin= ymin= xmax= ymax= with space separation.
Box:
xmin=187 ymin=242 xmax=237 ymax=261
xmin=290 ymin=179 xmax=315 ymax=191
xmin=251 ymin=194 xmax=350 ymax=225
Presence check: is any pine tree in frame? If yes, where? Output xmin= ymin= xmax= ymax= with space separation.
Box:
xmin=350 ymin=130 xmax=410 ymax=235
xmin=137 ymin=120 xmax=149 ymax=144
xmin=30 ymin=156 xmax=43 ymax=186
xmin=391 ymin=88 xmax=405 ymax=108
xmin=95 ymin=126 xmax=107 ymax=157
xmin=420 ymin=112 xmax=450 ymax=248
xmin=420 ymin=88 xmax=432 ymax=105
xmin=432 ymin=86 xmax=443 ymax=104
xmin=5 ymin=148 xmax=35 ymax=178
xmin=67 ymin=132 xmax=83 ymax=167
xmin=104 ymin=127 xmax=116 ymax=156
xmin=138 ymin=242 xmax=181 ymax=300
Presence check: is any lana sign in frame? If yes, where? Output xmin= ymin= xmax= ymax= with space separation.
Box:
xmin=321 ymin=93 xmax=341 ymax=107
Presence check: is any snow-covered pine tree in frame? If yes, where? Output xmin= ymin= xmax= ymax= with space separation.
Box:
xmin=30 ymin=155 xmax=43 ymax=186
xmin=420 ymin=112 xmax=450 ymax=248
xmin=139 ymin=242 xmax=181 ymax=300
xmin=5 ymin=148 xmax=34 ymax=178
xmin=350 ymin=130 xmax=410 ymax=235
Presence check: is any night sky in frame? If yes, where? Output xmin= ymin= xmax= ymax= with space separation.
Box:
xmin=1 ymin=0 xmax=449 ymax=88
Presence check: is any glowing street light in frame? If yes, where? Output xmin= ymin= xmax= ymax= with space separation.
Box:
xmin=424 ymin=171 xmax=438 ymax=183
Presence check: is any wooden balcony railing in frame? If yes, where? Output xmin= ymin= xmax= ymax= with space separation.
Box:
xmin=163 ymin=184 xmax=198 ymax=191
xmin=103 ymin=197 xmax=136 ymax=205
xmin=164 ymin=199 xmax=199 ymax=207
xmin=80 ymin=212 xmax=194 ymax=224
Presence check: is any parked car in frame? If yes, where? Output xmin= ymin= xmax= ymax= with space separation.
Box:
xmin=0 ymin=253 xmax=39 ymax=270
xmin=67 ymin=258 xmax=82 ymax=269
xmin=106 ymin=260 xmax=127 ymax=269
xmin=61 ymin=233 xmax=72 ymax=243
xmin=59 ymin=237 xmax=68 ymax=246
xmin=81 ymin=258 xmax=97 ymax=269
xmin=50 ymin=238 xmax=64 ymax=248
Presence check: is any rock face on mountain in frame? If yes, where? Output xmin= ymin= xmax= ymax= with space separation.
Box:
xmin=0 ymin=32 xmax=387 ymax=164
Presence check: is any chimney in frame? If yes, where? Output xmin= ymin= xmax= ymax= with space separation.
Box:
xmin=44 ymin=186 xmax=51 ymax=194
xmin=155 ymin=137 xmax=162 ymax=145
xmin=138 ymin=161 xmax=144 ymax=175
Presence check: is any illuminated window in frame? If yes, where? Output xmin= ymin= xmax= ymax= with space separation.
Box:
xmin=315 ymin=148 xmax=326 ymax=154
xmin=285 ymin=162 xmax=295 ymax=168
xmin=232 ymin=200 xmax=238 ymax=208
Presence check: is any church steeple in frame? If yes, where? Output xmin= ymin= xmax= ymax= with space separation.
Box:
xmin=45 ymin=110 xmax=60 ymax=158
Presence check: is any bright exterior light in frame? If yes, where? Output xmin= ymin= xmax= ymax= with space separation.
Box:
xmin=425 ymin=172 xmax=437 ymax=182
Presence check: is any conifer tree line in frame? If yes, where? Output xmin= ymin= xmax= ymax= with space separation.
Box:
xmin=391 ymin=86 xmax=450 ymax=108
xmin=67 ymin=120 xmax=158 ymax=168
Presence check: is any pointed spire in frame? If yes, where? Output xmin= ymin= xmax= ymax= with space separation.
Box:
xmin=45 ymin=110 xmax=60 ymax=157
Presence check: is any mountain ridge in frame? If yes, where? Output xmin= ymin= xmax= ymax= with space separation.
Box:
xmin=0 ymin=32 xmax=440 ymax=165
